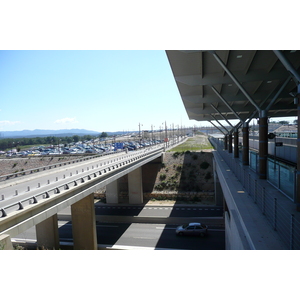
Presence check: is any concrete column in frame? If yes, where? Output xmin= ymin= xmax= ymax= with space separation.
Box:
xmin=106 ymin=179 xmax=120 ymax=203
xmin=224 ymin=134 xmax=228 ymax=150
xmin=228 ymin=133 xmax=233 ymax=153
xmin=36 ymin=214 xmax=59 ymax=250
xmin=242 ymin=123 xmax=249 ymax=165
xmin=259 ymin=110 xmax=268 ymax=179
xmin=297 ymin=95 xmax=300 ymax=211
xmin=0 ymin=234 xmax=13 ymax=250
xmin=213 ymin=159 xmax=224 ymax=207
xmin=234 ymin=128 xmax=239 ymax=158
xmin=128 ymin=167 xmax=143 ymax=204
xmin=71 ymin=193 xmax=97 ymax=250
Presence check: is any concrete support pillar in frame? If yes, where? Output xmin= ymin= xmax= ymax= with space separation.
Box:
xmin=106 ymin=179 xmax=120 ymax=203
xmin=297 ymin=94 xmax=300 ymax=211
xmin=128 ymin=167 xmax=143 ymax=204
xmin=213 ymin=159 xmax=224 ymax=207
xmin=36 ymin=214 xmax=59 ymax=250
xmin=228 ymin=133 xmax=233 ymax=153
xmin=224 ymin=134 xmax=228 ymax=150
xmin=259 ymin=110 xmax=268 ymax=179
xmin=234 ymin=128 xmax=239 ymax=158
xmin=242 ymin=123 xmax=249 ymax=165
xmin=71 ymin=193 xmax=97 ymax=250
xmin=0 ymin=234 xmax=13 ymax=250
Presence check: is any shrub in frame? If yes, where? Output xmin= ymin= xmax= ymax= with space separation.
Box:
xmin=159 ymin=173 xmax=167 ymax=181
xmin=176 ymin=165 xmax=182 ymax=172
xmin=205 ymin=171 xmax=212 ymax=180
xmin=200 ymin=161 xmax=210 ymax=169
xmin=172 ymin=152 xmax=180 ymax=158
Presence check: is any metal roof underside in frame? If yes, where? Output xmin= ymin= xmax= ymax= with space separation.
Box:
xmin=166 ymin=50 xmax=300 ymax=123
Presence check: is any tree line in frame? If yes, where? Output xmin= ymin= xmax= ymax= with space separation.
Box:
xmin=0 ymin=132 xmax=108 ymax=151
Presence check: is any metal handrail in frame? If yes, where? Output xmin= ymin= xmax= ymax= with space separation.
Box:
xmin=210 ymin=137 xmax=300 ymax=250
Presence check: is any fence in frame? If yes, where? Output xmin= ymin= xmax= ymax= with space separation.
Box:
xmin=210 ymin=137 xmax=300 ymax=250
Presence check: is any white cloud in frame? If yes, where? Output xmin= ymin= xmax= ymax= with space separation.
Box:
xmin=0 ymin=120 xmax=21 ymax=126
xmin=54 ymin=117 xmax=78 ymax=124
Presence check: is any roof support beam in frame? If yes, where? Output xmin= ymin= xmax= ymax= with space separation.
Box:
xmin=265 ymin=75 xmax=292 ymax=111
xmin=273 ymin=50 xmax=300 ymax=84
xmin=208 ymin=120 xmax=227 ymax=135
xmin=210 ymin=103 xmax=235 ymax=128
xmin=210 ymin=114 xmax=229 ymax=134
xmin=210 ymin=85 xmax=243 ymax=121
xmin=209 ymin=51 xmax=261 ymax=112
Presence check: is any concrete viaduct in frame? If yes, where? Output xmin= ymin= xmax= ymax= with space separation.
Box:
xmin=0 ymin=142 xmax=183 ymax=250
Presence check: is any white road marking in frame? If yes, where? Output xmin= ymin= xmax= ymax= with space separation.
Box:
xmin=155 ymin=227 xmax=175 ymax=230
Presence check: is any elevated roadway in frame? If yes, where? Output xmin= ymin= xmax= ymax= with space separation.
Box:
xmin=0 ymin=140 xmax=185 ymax=249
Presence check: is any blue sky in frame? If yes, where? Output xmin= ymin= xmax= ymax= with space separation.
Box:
xmin=0 ymin=2 xmax=296 ymax=135
xmin=0 ymin=50 xmax=202 ymax=133
xmin=0 ymin=50 xmax=297 ymax=135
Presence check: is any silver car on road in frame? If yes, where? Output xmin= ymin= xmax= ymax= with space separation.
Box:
xmin=176 ymin=222 xmax=208 ymax=237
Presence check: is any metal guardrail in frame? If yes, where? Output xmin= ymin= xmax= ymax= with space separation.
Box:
xmin=0 ymin=146 xmax=164 ymax=218
xmin=210 ymin=137 xmax=300 ymax=250
xmin=0 ymin=150 xmax=126 ymax=182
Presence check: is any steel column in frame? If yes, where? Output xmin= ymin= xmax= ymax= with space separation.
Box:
xmin=258 ymin=110 xmax=268 ymax=179
xmin=224 ymin=134 xmax=228 ymax=150
xmin=242 ymin=122 xmax=249 ymax=165
xmin=297 ymin=97 xmax=300 ymax=211
xmin=228 ymin=132 xmax=233 ymax=153
xmin=234 ymin=128 xmax=239 ymax=158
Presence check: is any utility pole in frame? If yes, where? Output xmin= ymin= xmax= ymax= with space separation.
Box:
xmin=138 ymin=123 xmax=143 ymax=143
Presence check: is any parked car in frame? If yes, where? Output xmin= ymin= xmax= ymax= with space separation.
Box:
xmin=175 ymin=222 xmax=208 ymax=237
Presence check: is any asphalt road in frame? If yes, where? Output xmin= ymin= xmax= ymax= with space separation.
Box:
xmin=58 ymin=222 xmax=225 ymax=250
xmin=95 ymin=204 xmax=223 ymax=217
xmin=12 ymin=204 xmax=225 ymax=250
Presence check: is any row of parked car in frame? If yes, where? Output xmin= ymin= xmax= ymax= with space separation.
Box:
xmin=2 ymin=139 xmax=165 ymax=157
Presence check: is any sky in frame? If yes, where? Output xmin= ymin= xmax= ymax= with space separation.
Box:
xmin=1 ymin=50 xmax=297 ymax=135
xmin=0 ymin=50 xmax=205 ymax=133
xmin=1 ymin=2 xmax=297 ymax=135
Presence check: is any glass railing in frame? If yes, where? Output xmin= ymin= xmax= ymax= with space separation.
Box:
xmin=209 ymin=136 xmax=300 ymax=250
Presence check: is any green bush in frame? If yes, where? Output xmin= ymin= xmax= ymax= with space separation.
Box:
xmin=176 ymin=165 xmax=182 ymax=171
xmin=200 ymin=161 xmax=210 ymax=169
xmin=205 ymin=171 xmax=212 ymax=180
xmin=159 ymin=173 xmax=167 ymax=181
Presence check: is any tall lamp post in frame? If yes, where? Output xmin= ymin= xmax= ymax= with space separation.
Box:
xmin=138 ymin=123 xmax=143 ymax=143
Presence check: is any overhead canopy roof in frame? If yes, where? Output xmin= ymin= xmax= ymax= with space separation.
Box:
xmin=166 ymin=50 xmax=300 ymax=124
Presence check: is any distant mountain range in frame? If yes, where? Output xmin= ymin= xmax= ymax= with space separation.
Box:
xmin=0 ymin=129 xmax=106 ymax=138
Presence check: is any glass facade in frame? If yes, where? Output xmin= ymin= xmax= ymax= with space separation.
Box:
xmin=267 ymin=158 xmax=295 ymax=200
